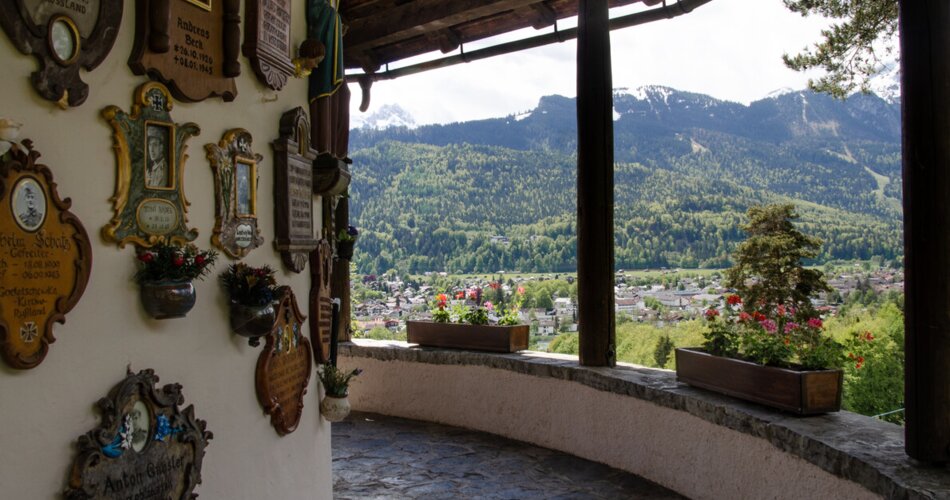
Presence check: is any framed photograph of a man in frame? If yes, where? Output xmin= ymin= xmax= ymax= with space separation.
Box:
xmin=12 ymin=176 xmax=47 ymax=232
xmin=235 ymin=160 xmax=253 ymax=216
xmin=145 ymin=123 xmax=174 ymax=189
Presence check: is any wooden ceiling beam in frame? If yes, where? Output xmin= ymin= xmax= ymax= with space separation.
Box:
xmin=345 ymin=0 xmax=546 ymax=53
xmin=527 ymin=1 xmax=558 ymax=29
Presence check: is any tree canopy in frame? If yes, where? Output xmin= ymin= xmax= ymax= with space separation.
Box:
xmin=783 ymin=0 xmax=899 ymax=97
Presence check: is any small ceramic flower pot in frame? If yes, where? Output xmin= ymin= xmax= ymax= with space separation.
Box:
xmin=140 ymin=281 xmax=196 ymax=319
xmin=229 ymin=302 xmax=276 ymax=346
xmin=320 ymin=395 xmax=351 ymax=422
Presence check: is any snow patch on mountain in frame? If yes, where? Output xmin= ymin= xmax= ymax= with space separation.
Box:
xmin=353 ymin=104 xmax=417 ymax=130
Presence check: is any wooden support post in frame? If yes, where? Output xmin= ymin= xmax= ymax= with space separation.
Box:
xmin=576 ymin=0 xmax=615 ymax=367
xmin=331 ymin=194 xmax=352 ymax=342
xmin=900 ymin=0 xmax=950 ymax=463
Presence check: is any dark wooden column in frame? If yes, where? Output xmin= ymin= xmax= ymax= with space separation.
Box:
xmin=900 ymin=0 xmax=950 ymax=463
xmin=576 ymin=0 xmax=615 ymax=366
xmin=331 ymin=194 xmax=352 ymax=342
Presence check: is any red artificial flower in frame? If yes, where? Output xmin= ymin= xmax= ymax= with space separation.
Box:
xmin=726 ymin=294 xmax=742 ymax=306
xmin=195 ymin=255 xmax=206 ymax=266
xmin=704 ymin=308 xmax=719 ymax=319
xmin=807 ymin=318 xmax=823 ymax=329
xmin=173 ymin=256 xmax=185 ymax=267
xmin=138 ymin=252 xmax=154 ymax=263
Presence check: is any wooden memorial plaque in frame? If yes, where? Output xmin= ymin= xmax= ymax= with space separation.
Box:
xmin=309 ymin=239 xmax=333 ymax=363
xmin=243 ymin=0 xmax=295 ymax=91
xmin=256 ymin=286 xmax=312 ymax=436
xmin=0 ymin=0 xmax=123 ymax=107
xmin=129 ymin=0 xmax=241 ymax=103
xmin=272 ymin=107 xmax=318 ymax=273
xmin=65 ymin=369 xmax=212 ymax=499
xmin=102 ymin=82 xmax=200 ymax=248
xmin=0 ymin=140 xmax=92 ymax=369
xmin=206 ymin=129 xmax=264 ymax=258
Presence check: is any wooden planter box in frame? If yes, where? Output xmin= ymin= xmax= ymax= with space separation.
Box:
xmin=675 ymin=348 xmax=842 ymax=415
xmin=406 ymin=321 xmax=529 ymax=353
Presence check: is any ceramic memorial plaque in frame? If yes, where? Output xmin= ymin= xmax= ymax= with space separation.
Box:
xmin=207 ymin=129 xmax=265 ymax=258
xmin=256 ymin=286 xmax=312 ymax=436
xmin=243 ymin=0 xmax=295 ymax=91
xmin=272 ymin=107 xmax=318 ymax=272
xmin=309 ymin=239 xmax=333 ymax=363
xmin=0 ymin=0 xmax=123 ymax=107
xmin=102 ymin=82 xmax=200 ymax=248
xmin=129 ymin=0 xmax=241 ymax=102
xmin=65 ymin=369 xmax=212 ymax=499
xmin=0 ymin=140 xmax=92 ymax=369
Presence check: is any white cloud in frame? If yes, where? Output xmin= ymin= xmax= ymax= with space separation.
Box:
xmin=347 ymin=0 xmax=834 ymax=125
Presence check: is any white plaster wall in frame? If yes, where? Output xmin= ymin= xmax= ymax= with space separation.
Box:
xmin=0 ymin=4 xmax=333 ymax=499
xmin=341 ymin=356 xmax=881 ymax=500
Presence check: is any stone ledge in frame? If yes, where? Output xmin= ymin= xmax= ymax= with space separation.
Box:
xmin=340 ymin=339 xmax=950 ymax=500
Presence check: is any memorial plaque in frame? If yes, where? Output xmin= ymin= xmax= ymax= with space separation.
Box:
xmin=308 ymin=239 xmax=333 ymax=363
xmin=256 ymin=286 xmax=312 ymax=436
xmin=206 ymin=129 xmax=265 ymax=259
xmin=102 ymin=82 xmax=200 ymax=248
xmin=0 ymin=140 xmax=92 ymax=369
xmin=243 ymin=0 xmax=295 ymax=91
xmin=129 ymin=0 xmax=241 ymax=103
xmin=65 ymin=369 xmax=212 ymax=499
xmin=272 ymin=107 xmax=318 ymax=273
xmin=0 ymin=0 xmax=123 ymax=107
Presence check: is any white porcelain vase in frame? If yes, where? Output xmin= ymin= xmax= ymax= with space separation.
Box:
xmin=320 ymin=395 xmax=351 ymax=422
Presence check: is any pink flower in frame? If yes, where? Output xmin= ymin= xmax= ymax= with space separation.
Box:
xmin=807 ymin=318 xmax=823 ymax=329
xmin=517 ymin=286 xmax=525 ymax=295
xmin=759 ymin=319 xmax=777 ymax=333
xmin=784 ymin=322 xmax=799 ymax=333
xmin=777 ymin=304 xmax=786 ymax=316
xmin=739 ymin=311 xmax=752 ymax=322
xmin=484 ymin=301 xmax=494 ymax=311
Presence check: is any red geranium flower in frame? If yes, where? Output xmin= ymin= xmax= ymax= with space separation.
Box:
xmin=704 ymin=308 xmax=719 ymax=319
xmin=738 ymin=311 xmax=752 ymax=322
xmin=752 ymin=311 xmax=766 ymax=322
xmin=455 ymin=291 xmax=465 ymax=300
xmin=726 ymin=294 xmax=742 ymax=305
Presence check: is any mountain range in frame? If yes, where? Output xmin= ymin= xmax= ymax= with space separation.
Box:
xmin=347 ymin=85 xmax=903 ymax=274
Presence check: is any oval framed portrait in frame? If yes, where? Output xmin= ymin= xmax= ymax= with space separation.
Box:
xmin=12 ymin=176 xmax=47 ymax=232
xmin=47 ymin=15 xmax=81 ymax=66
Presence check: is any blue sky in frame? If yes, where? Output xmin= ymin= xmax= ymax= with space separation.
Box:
xmin=346 ymin=0 xmax=836 ymax=125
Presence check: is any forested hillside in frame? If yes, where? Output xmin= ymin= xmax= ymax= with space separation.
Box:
xmin=348 ymin=87 xmax=903 ymax=274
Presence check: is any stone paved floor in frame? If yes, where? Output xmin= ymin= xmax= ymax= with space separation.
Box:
xmin=332 ymin=412 xmax=686 ymax=499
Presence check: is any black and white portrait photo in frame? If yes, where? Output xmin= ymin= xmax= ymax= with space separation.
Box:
xmin=12 ymin=177 xmax=46 ymax=232
xmin=236 ymin=161 xmax=252 ymax=215
xmin=145 ymin=124 xmax=171 ymax=188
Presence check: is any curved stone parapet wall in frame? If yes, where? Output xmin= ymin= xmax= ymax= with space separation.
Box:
xmin=338 ymin=340 xmax=948 ymax=500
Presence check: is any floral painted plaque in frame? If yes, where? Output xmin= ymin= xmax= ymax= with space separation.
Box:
xmin=129 ymin=0 xmax=241 ymax=102
xmin=65 ymin=369 xmax=212 ymax=499
xmin=309 ymin=239 xmax=333 ymax=363
xmin=206 ymin=129 xmax=264 ymax=258
xmin=256 ymin=286 xmax=312 ymax=436
xmin=102 ymin=82 xmax=200 ymax=248
xmin=0 ymin=0 xmax=123 ymax=107
xmin=0 ymin=140 xmax=92 ymax=369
